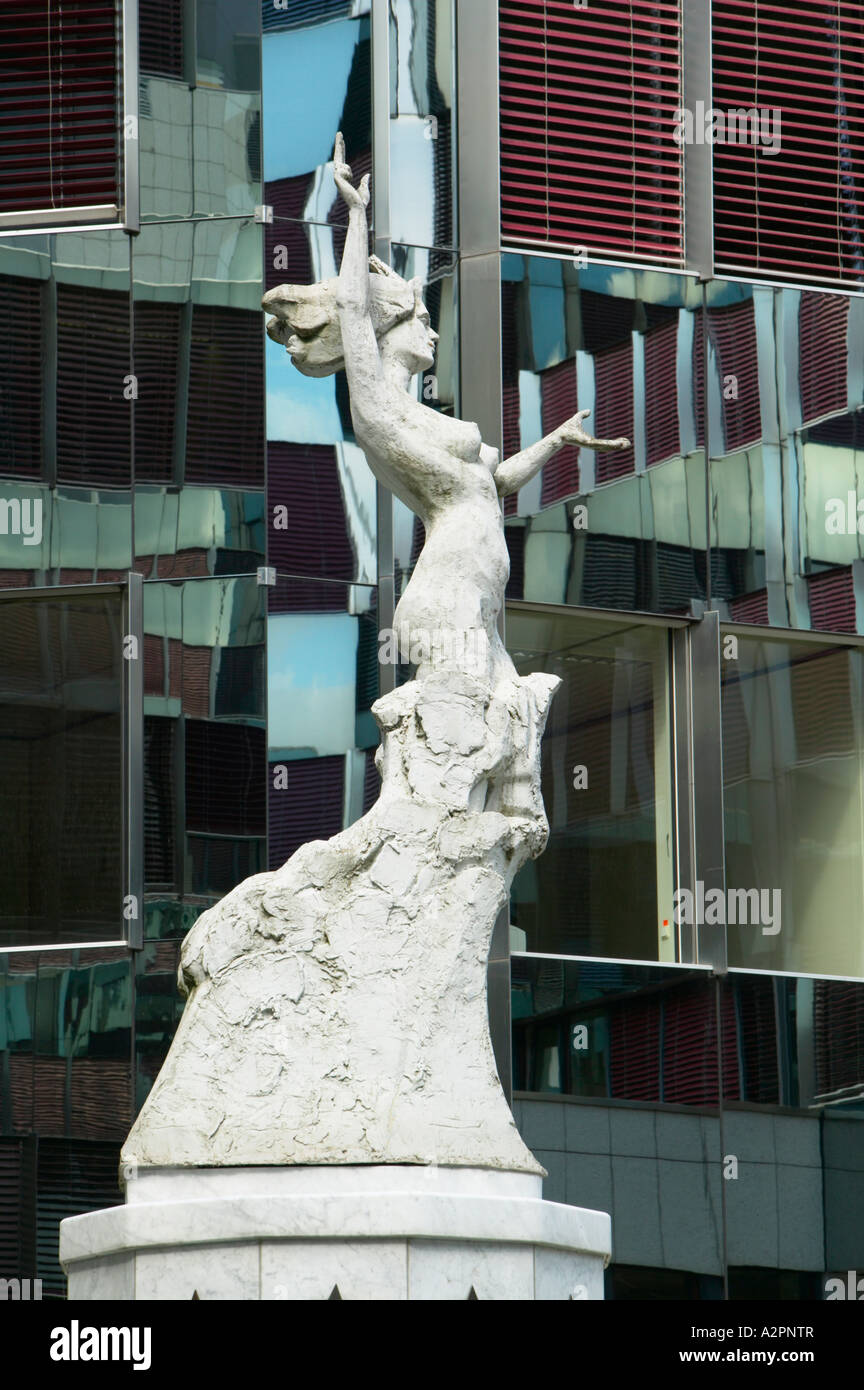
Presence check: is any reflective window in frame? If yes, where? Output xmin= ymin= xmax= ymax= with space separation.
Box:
xmin=0 ymin=588 xmax=126 ymax=949
xmin=267 ymin=576 xmax=379 ymax=867
xmin=501 ymin=256 xmax=708 ymax=617
xmin=507 ymin=604 xmax=674 ymax=963
xmin=722 ymin=629 xmax=864 ymax=978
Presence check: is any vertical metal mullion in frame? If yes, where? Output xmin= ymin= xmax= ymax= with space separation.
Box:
xmin=125 ymin=571 xmax=144 ymax=949
xmin=690 ymin=610 xmax=727 ymax=971
xmin=121 ymin=0 xmax=140 ymax=233
xmin=681 ymin=0 xmax=713 ymax=279
xmin=672 ymin=625 xmax=697 ymax=961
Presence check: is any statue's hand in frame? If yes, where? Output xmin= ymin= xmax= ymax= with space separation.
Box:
xmin=333 ymin=131 xmax=370 ymax=211
xmin=557 ymin=408 xmax=630 ymax=451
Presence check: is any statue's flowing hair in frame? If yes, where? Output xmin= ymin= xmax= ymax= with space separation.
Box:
xmin=264 ymin=257 xmax=424 ymax=377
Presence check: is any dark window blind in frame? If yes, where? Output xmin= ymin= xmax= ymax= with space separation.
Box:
xmin=139 ymin=0 xmax=183 ymax=79
xmin=185 ymin=305 xmax=264 ymax=488
xmin=56 ymin=282 xmax=131 ymax=486
xmin=0 ymin=274 xmax=42 ymax=476
xmin=0 ymin=0 xmax=121 ymax=217
xmin=712 ymin=0 xmax=864 ymax=287
xmin=500 ymin=0 xmax=684 ymax=262
xmin=269 ymin=754 xmax=345 ymax=867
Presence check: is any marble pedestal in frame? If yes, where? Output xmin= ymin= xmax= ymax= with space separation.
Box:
xmin=60 ymin=1167 xmax=611 ymax=1301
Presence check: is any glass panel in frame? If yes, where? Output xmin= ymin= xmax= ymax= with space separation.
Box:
xmin=721 ymin=629 xmax=864 ymax=976
xmin=139 ymin=0 xmax=262 ymax=220
xmin=506 ymin=604 xmax=675 ymax=963
xmin=268 ymin=575 xmax=378 ymax=867
xmin=0 ymin=588 xmax=125 ymax=948
xmin=142 ymin=575 xmax=266 ymax=907
xmin=262 ymin=3 xmax=370 ymax=232
xmin=132 ymin=217 xmax=264 ymax=495
xmin=389 ymin=0 xmax=455 ymax=249
xmin=501 ymin=255 xmax=708 ymax=617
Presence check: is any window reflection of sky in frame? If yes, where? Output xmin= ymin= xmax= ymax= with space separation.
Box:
xmin=262 ymin=23 xmax=361 ymax=182
xmin=269 ymin=611 xmax=359 ymax=756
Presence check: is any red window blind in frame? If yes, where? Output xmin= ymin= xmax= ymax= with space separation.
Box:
xmin=0 ymin=0 xmax=121 ymax=217
xmin=500 ymin=0 xmax=684 ymax=262
xmin=540 ymin=358 xmax=579 ymax=506
xmin=712 ymin=0 xmax=864 ymax=287
xmin=266 ymin=442 xmax=355 ymax=605
xmin=806 ymin=566 xmax=856 ymax=634
xmin=729 ymin=589 xmax=769 ymax=624
xmin=799 ymin=290 xmax=849 ymax=423
xmin=707 ymin=299 xmax=761 ymax=454
xmin=593 ymin=340 xmax=635 ymax=482
xmin=644 ymin=317 xmax=680 ymax=464
xmin=692 ymin=308 xmax=706 ymax=448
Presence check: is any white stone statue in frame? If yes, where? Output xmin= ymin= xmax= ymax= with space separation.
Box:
xmin=121 ymin=136 xmax=629 ymax=1176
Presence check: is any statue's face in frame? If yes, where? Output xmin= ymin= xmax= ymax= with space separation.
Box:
xmin=262 ymin=283 xmax=345 ymax=377
xmin=384 ymin=303 xmax=439 ymax=377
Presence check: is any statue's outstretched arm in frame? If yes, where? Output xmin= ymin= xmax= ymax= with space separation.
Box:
xmin=332 ymin=133 xmax=382 ymax=397
xmin=494 ymin=409 xmax=630 ymax=498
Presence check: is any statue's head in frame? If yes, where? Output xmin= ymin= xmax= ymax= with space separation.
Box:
xmin=262 ymin=258 xmax=438 ymax=378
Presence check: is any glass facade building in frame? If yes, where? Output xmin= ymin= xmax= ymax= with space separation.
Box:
xmin=1 ymin=0 xmax=863 ymax=1299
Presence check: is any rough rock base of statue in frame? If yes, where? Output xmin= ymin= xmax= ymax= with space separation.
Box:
xmin=60 ymin=667 xmax=611 ymax=1298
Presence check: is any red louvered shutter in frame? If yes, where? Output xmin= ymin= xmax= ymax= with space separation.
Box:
xmin=712 ymin=1 xmax=864 ymax=288
xmin=663 ymin=983 xmax=738 ymax=1105
xmin=799 ymin=291 xmax=849 ymax=423
xmin=593 ymin=340 xmax=635 ymax=482
xmin=692 ymin=308 xmax=706 ymax=448
xmin=707 ymin=300 xmax=761 ymax=453
xmin=540 ymin=358 xmax=579 ymax=505
xmin=0 ymin=0 xmax=121 ymax=219
xmin=644 ymin=318 xmax=680 ymax=464
xmin=609 ymin=998 xmax=661 ymax=1100
xmin=267 ymin=443 xmax=355 ymax=609
xmin=807 ymin=567 xmax=856 ymax=633
xmin=500 ymin=0 xmax=684 ymax=262
xmin=730 ymin=589 xmax=769 ymax=624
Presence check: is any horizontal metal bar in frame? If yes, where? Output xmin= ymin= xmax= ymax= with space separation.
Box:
xmin=0 ymin=205 xmax=119 ymax=229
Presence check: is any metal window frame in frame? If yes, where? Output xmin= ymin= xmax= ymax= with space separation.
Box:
xmin=0 ymin=576 xmax=142 ymax=953
xmin=0 ymin=0 xmax=139 ymax=235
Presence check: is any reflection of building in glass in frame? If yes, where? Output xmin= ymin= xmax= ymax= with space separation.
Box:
xmin=1 ymin=0 xmax=863 ymax=1302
